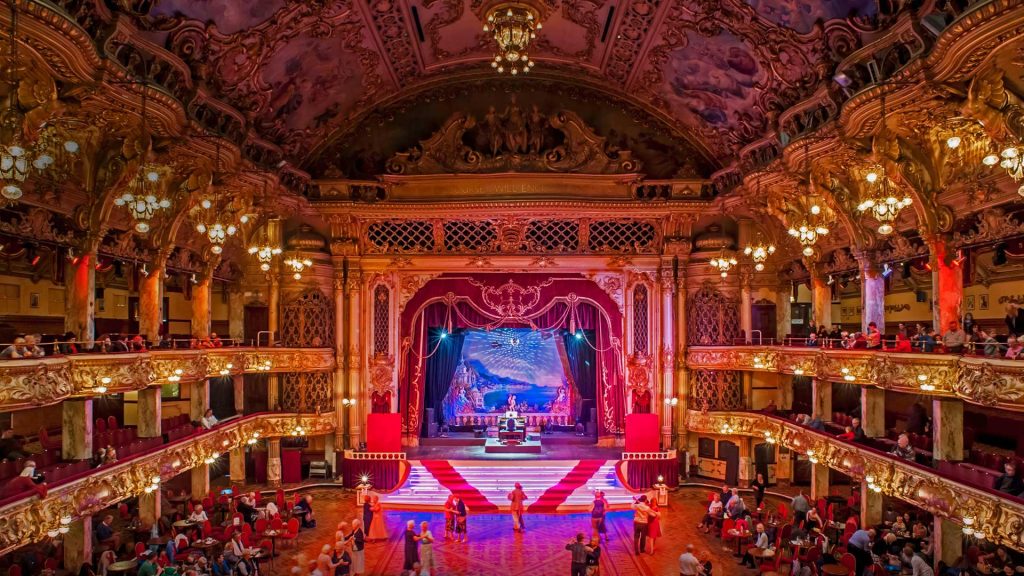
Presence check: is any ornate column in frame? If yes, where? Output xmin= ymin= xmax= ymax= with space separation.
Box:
xmin=932 ymin=398 xmax=964 ymax=462
xmin=190 ymin=378 xmax=211 ymax=496
xmin=739 ymin=267 xmax=753 ymax=342
xmin=933 ymin=518 xmax=963 ymax=569
xmin=266 ymin=374 xmax=281 ymax=487
xmin=267 ymin=219 xmax=283 ymax=344
xmin=810 ymin=274 xmax=832 ymax=330
xmin=227 ymin=284 xmax=245 ymax=344
xmin=346 ymin=260 xmax=364 ymax=443
xmin=775 ymin=281 xmax=792 ymax=345
xmin=229 ymin=445 xmax=246 ymax=490
xmin=928 ymin=235 xmax=963 ymax=333
xmin=858 ymin=252 xmax=885 ymax=334
xmin=191 ymin=261 xmax=216 ymax=339
xmin=331 ymin=251 xmax=348 ymax=448
xmin=139 ymin=491 xmax=160 ymax=532
xmin=65 ymin=248 xmax=97 ymax=343
xmin=659 ymin=262 xmax=675 ymax=449
xmin=63 ymin=517 xmax=92 ymax=574
xmin=810 ymin=462 xmax=830 ymax=501
xmin=668 ymin=238 xmax=692 ymax=452
xmin=860 ymin=482 xmax=883 ymax=527
xmin=139 ymin=250 xmax=169 ymax=344
xmin=232 ymin=375 xmax=244 ymax=415
xmin=137 ymin=387 xmax=162 ymax=438
xmin=812 ymin=378 xmax=832 ymax=422
xmin=62 ymin=399 xmax=93 ymax=461
xmin=861 ymin=388 xmax=885 ymax=438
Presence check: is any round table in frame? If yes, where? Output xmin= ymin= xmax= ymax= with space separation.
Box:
xmin=822 ymin=565 xmax=850 ymax=576
xmin=733 ymin=531 xmax=752 ymax=556
xmin=261 ymin=529 xmax=283 ymax=567
xmin=107 ymin=561 xmax=137 ymax=575
xmin=173 ymin=520 xmax=197 ymax=529
xmin=191 ymin=538 xmax=219 ymax=554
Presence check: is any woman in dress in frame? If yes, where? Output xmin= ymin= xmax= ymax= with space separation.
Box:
xmin=416 ymin=521 xmax=435 ymax=573
xmin=348 ymin=519 xmax=366 ymax=576
xmin=368 ymin=496 xmax=388 ymax=541
xmin=590 ymin=491 xmax=608 ymax=543
xmin=647 ymin=499 xmax=662 ymax=553
xmin=443 ymin=493 xmax=456 ymax=541
xmin=402 ymin=520 xmax=419 ymax=571
xmin=454 ymin=496 xmax=469 ymax=543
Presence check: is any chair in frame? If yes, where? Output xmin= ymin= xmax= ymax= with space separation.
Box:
xmin=271 ymin=517 xmax=284 ymax=531
xmin=276 ymin=488 xmax=286 ymax=511
xmin=279 ymin=518 xmax=300 ymax=548
xmin=119 ymin=503 xmax=131 ymax=520
xmin=135 ymin=542 xmax=146 ymax=557
xmin=776 ymin=502 xmax=788 ymax=521
xmin=720 ymin=518 xmax=736 ymax=541
xmin=840 ymin=552 xmax=856 ymax=574
xmin=796 ymin=545 xmax=820 ymax=566
xmin=779 ymin=523 xmax=793 ymax=544
xmin=95 ymin=418 xmax=107 ymax=433
xmin=759 ymin=547 xmax=782 ymax=574
xmin=255 ymin=518 xmax=268 ymax=534
xmin=107 ymin=415 xmax=118 ymax=430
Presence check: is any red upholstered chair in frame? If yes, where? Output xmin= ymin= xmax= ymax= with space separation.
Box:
xmin=840 ymin=553 xmax=856 ymax=574
xmin=279 ymin=518 xmax=300 ymax=548
xmin=276 ymin=488 xmax=286 ymax=511
xmin=776 ymin=502 xmax=789 ymax=521
xmin=43 ymin=558 xmax=57 ymax=572
xmin=720 ymin=518 xmax=735 ymax=541
xmin=796 ymin=545 xmax=820 ymax=566
xmin=39 ymin=428 xmax=61 ymax=451
xmin=270 ymin=517 xmax=284 ymax=531
xmin=107 ymin=415 xmax=118 ymax=430
xmin=95 ymin=418 xmax=107 ymax=433
xmin=255 ymin=519 xmax=268 ymax=535
xmin=134 ymin=542 xmax=146 ymax=558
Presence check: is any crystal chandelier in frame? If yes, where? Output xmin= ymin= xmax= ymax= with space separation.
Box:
xmin=856 ymin=168 xmax=912 ymax=235
xmin=248 ymin=228 xmax=281 ymax=272
xmin=743 ymin=238 xmax=776 ymax=271
xmin=113 ymin=89 xmax=171 ymax=234
xmin=982 ymin=146 xmax=1024 ymax=196
xmin=284 ymin=255 xmax=312 ymax=280
xmin=191 ymin=144 xmax=249 ymax=254
xmin=708 ymin=250 xmax=738 ymax=278
xmin=0 ymin=2 xmax=78 ymax=202
xmin=788 ymin=204 xmax=830 ymax=257
xmin=483 ymin=3 xmax=540 ymax=75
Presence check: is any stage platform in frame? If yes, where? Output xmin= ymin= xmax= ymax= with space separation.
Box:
xmin=484 ymin=437 xmax=541 ymax=454
xmin=410 ymin=432 xmax=621 ymax=460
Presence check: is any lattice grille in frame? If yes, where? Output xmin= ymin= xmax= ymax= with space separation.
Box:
xmin=689 ymin=370 xmax=743 ymax=411
xmin=373 ymin=284 xmax=390 ymax=355
xmin=526 ymin=220 xmax=579 ymax=252
xmin=633 ymin=285 xmax=649 ymax=354
xmin=281 ymin=372 xmax=333 ymax=413
xmin=687 ymin=283 xmax=740 ymax=345
xmin=444 ymin=221 xmax=496 ymax=252
xmin=588 ymin=220 xmax=657 ymax=252
xmin=281 ymin=289 xmax=335 ymax=347
xmin=366 ymin=220 xmax=435 ymax=252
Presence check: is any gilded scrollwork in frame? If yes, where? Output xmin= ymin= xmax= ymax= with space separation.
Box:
xmin=686 ymin=410 xmax=1024 ymax=549
xmin=0 ymin=413 xmax=336 ymax=556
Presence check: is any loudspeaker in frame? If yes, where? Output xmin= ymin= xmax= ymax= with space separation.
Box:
xmin=424 ymin=408 xmax=435 ymax=437
xmin=589 ymin=407 xmax=596 ymax=424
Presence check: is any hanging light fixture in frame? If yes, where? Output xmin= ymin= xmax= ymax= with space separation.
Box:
xmin=787 ymin=142 xmax=829 ymax=256
xmin=284 ymin=255 xmax=313 ymax=280
xmin=483 ymin=3 xmax=541 ymax=75
xmin=249 ymin=238 xmax=282 ymax=271
xmin=191 ymin=141 xmax=247 ymax=254
xmin=113 ymin=86 xmax=171 ymax=233
xmin=708 ymin=249 xmax=738 ymax=278
xmin=0 ymin=1 xmax=78 ymax=202
xmin=856 ymin=97 xmax=912 ymax=235
xmin=983 ymin=145 xmax=1024 ymax=196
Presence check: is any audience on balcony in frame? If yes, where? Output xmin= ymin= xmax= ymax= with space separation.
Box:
xmin=889 ymin=434 xmax=916 ymax=461
xmin=943 ymin=321 xmax=967 ymax=353
xmin=0 ymin=429 xmax=27 ymax=460
xmin=806 ymin=332 xmax=819 ymax=347
xmin=59 ymin=332 xmax=80 ymax=355
xmin=200 ymin=409 xmax=219 ymax=430
xmin=1008 ymin=337 xmax=1023 ymax=359
xmin=0 ymin=460 xmax=47 ymax=499
xmin=1 ymin=337 xmax=31 ymax=359
xmin=893 ymin=332 xmax=913 ymax=352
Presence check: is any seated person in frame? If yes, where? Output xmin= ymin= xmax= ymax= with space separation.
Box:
xmin=0 ymin=460 xmax=47 ymax=499
xmin=237 ymin=496 xmax=259 ymax=525
xmin=293 ymin=494 xmax=316 ymax=528
xmin=505 ymin=418 xmax=516 ymax=432
xmin=889 ymin=434 xmax=916 ymax=461
xmin=95 ymin=514 xmax=120 ymax=551
xmin=200 ymin=409 xmax=218 ymax=430
xmin=1007 ymin=337 xmax=1023 ymax=359
xmin=994 ymin=462 xmax=1024 ymax=495
xmin=837 ymin=426 xmax=856 ymax=441
xmin=893 ymin=332 xmax=913 ymax=353
xmin=210 ymin=554 xmax=232 ymax=576
xmin=697 ymin=493 xmax=723 ymax=533
xmin=0 ymin=337 xmax=28 ymax=359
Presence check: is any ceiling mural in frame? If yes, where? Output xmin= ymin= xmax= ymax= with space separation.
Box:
xmin=133 ymin=0 xmax=874 ymax=174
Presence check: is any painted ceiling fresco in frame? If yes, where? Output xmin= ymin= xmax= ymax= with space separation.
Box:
xmin=139 ymin=0 xmax=882 ymax=177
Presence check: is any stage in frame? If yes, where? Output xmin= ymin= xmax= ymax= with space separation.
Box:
xmin=411 ymin=432 xmax=620 ymax=460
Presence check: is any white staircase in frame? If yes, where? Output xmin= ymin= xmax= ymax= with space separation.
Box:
xmin=380 ymin=460 xmax=638 ymax=512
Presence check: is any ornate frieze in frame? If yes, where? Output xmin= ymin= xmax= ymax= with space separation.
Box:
xmin=686 ymin=346 xmax=1024 ymax=411
xmin=686 ymin=410 xmax=1023 ymax=550
xmin=0 ymin=348 xmax=336 ymax=412
xmin=0 ymin=412 xmax=336 ymax=556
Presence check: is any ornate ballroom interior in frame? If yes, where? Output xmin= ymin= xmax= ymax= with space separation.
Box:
xmin=3 ymin=0 xmax=1024 ymax=574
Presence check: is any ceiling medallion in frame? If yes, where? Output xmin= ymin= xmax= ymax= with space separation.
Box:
xmin=483 ymin=3 xmax=541 ymax=75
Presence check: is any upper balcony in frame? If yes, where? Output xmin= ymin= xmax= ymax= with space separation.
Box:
xmin=0 ymin=347 xmax=336 ymax=412
xmin=686 ymin=345 xmax=1023 ymax=413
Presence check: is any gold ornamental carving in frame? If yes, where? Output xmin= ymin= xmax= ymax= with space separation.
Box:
xmin=0 ymin=413 xmax=336 ymax=556
xmin=686 ymin=410 xmax=1022 ymax=549
xmin=370 ymin=355 xmax=396 ymax=395
xmin=386 ymin=106 xmax=641 ymax=176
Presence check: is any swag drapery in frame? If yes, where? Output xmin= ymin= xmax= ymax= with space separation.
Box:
xmin=400 ymin=273 xmax=625 ymax=440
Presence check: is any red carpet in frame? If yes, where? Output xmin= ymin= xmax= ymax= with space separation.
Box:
xmin=419 ymin=460 xmax=499 ymax=512
xmin=528 ymin=460 xmax=606 ymax=513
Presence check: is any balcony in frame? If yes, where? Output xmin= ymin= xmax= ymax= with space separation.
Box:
xmin=0 ymin=347 xmax=336 ymax=412
xmin=0 ymin=411 xmax=336 ymax=556
xmin=686 ymin=345 xmax=1023 ymax=412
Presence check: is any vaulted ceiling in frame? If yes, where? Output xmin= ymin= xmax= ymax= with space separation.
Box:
xmin=139 ymin=0 xmax=881 ymax=178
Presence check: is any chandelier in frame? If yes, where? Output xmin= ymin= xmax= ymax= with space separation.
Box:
xmin=248 ymin=240 xmax=281 ymax=271
xmin=113 ymin=88 xmax=172 ymax=233
xmin=983 ymin=146 xmax=1024 ymax=195
xmin=284 ymin=255 xmax=312 ymax=280
xmin=743 ymin=238 xmax=776 ymax=271
xmin=191 ymin=144 xmax=249 ymax=254
xmin=708 ymin=250 xmax=738 ymax=278
xmin=788 ymin=204 xmax=830 ymax=257
xmin=857 ymin=168 xmax=912 ymax=235
xmin=483 ymin=3 xmax=540 ymax=75
xmin=0 ymin=2 xmax=78 ymax=202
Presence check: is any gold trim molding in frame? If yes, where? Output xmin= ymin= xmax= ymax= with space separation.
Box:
xmin=0 ymin=412 xmax=335 ymax=556
xmin=0 ymin=348 xmax=336 ymax=412
xmin=686 ymin=346 xmax=1024 ymax=412
xmin=686 ymin=410 xmax=1020 ymax=550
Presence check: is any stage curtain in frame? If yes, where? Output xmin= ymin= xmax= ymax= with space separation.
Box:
xmin=562 ymin=326 xmax=596 ymax=422
xmin=627 ymin=458 xmax=679 ymax=489
xmin=424 ymin=325 xmax=466 ymax=429
xmin=341 ymin=458 xmax=400 ymax=490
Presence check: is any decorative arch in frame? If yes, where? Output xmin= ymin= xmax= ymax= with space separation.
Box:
xmin=281 ymin=288 xmax=334 ymax=347
xmin=398 ymin=273 xmax=625 ymax=441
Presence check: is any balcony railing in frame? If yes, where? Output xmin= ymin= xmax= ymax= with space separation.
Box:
xmin=0 ymin=348 xmax=336 ymax=412
xmin=685 ymin=410 xmax=1023 ymax=551
xmin=686 ymin=345 xmax=1023 ymax=412
xmin=0 ymin=411 xmax=336 ymax=556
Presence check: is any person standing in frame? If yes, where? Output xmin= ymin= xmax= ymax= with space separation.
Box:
xmin=585 ymin=538 xmax=601 ymax=576
xmin=402 ymin=520 xmax=419 ymax=572
xmin=348 ymin=519 xmax=366 ymax=576
xmin=565 ymin=532 xmax=591 ymax=576
xmin=631 ymin=495 xmax=657 ymax=556
xmin=443 ymin=494 xmax=456 ymax=541
xmin=332 ymin=541 xmax=351 ymax=576
xmin=590 ymin=491 xmax=608 ymax=543
xmin=507 ymin=482 xmax=528 ymax=532
xmin=647 ymin=499 xmax=662 ymax=554
xmin=416 ymin=521 xmax=434 ymax=574
xmin=750 ymin=473 xmax=766 ymax=510
xmin=368 ymin=496 xmax=388 ymax=541
xmin=454 ymin=496 xmax=469 ymax=543
xmin=362 ymin=495 xmax=374 ymax=539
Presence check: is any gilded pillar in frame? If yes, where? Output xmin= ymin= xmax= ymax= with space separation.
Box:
xmin=62 ymin=399 xmax=93 ymax=461
xmin=191 ymin=264 xmax=215 ymax=339
xmin=232 ymin=374 xmax=244 ymax=414
xmin=674 ymin=256 xmax=690 ymax=444
xmin=191 ymin=464 xmax=210 ymax=499
xmin=858 ymin=252 xmax=885 ymax=334
xmin=739 ymin=267 xmax=753 ymax=342
xmin=932 ymin=398 xmax=964 ymax=462
xmin=346 ymin=262 xmax=363 ymax=443
xmin=139 ymin=491 xmax=160 ymax=532
xmin=137 ymin=387 xmax=162 ymax=438
xmin=229 ymin=445 xmax=246 ymax=489
xmin=267 ymin=373 xmax=282 ymax=487
xmin=267 ymin=219 xmax=283 ymax=344
xmin=810 ymin=274 xmax=832 ymax=330
xmin=63 ymin=517 xmax=92 ymax=574
xmin=332 ymin=256 xmax=347 ymax=448
xmin=775 ymin=282 xmax=792 ymax=344
xmin=139 ymin=252 xmax=168 ymax=344
xmin=811 ymin=378 xmax=832 ymax=422
xmin=65 ymin=249 xmax=96 ymax=343
xmin=227 ymin=284 xmax=245 ymax=343
xmin=860 ymin=483 xmax=883 ymax=528
xmin=861 ymin=388 xmax=885 ymax=438
xmin=190 ymin=379 xmax=210 ymax=421
xmin=660 ymin=263 xmax=675 ymax=449
xmin=929 ymin=236 xmax=963 ymax=333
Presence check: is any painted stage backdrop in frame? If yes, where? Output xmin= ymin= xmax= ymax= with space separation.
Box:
xmin=442 ymin=328 xmax=573 ymax=422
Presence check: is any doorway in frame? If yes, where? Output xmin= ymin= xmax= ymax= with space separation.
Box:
xmin=718 ymin=440 xmax=740 ymax=485
xmin=244 ymin=305 xmax=269 ymax=345
xmin=751 ymin=303 xmax=777 ymax=343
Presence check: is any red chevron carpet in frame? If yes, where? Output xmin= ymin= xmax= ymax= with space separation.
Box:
xmin=528 ymin=460 xmax=607 ymax=513
xmin=419 ymin=460 xmax=499 ymax=512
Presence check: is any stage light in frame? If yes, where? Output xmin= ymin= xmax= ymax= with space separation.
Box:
xmin=882 ymin=263 xmax=892 ymax=278
xmin=574 ymin=331 xmax=583 ymax=340
xmin=439 ymin=331 xmax=447 ymax=339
